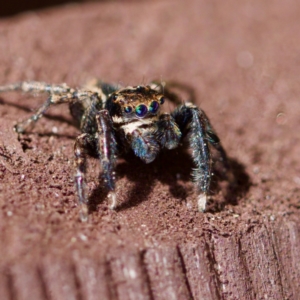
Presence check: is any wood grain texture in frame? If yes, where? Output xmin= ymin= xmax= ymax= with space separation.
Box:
xmin=239 ymin=224 xmax=285 ymax=300
xmin=209 ymin=234 xmax=255 ymax=300
xmin=144 ymin=247 xmax=192 ymax=300
xmin=179 ymin=242 xmax=220 ymax=299
xmin=109 ymin=250 xmax=152 ymax=300
xmin=0 ymin=221 xmax=298 ymax=300
xmin=0 ymin=0 xmax=300 ymax=299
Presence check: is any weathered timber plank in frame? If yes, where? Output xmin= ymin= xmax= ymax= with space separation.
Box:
xmin=10 ymin=260 xmax=47 ymax=300
xmin=179 ymin=242 xmax=220 ymax=300
xmin=109 ymin=250 xmax=152 ymax=300
xmin=40 ymin=255 xmax=79 ymax=300
xmin=240 ymin=224 xmax=285 ymax=300
xmin=267 ymin=218 xmax=300 ymax=300
xmin=210 ymin=234 xmax=256 ymax=300
xmin=0 ymin=270 xmax=12 ymax=300
xmin=144 ymin=247 xmax=192 ymax=300
xmin=73 ymin=256 xmax=112 ymax=300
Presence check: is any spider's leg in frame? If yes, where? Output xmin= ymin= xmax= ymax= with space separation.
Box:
xmin=0 ymin=81 xmax=72 ymax=94
xmin=95 ymin=110 xmax=118 ymax=209
xmin=204 ymin=116 xmax=230 ymax=170
xmin=150 ymin=80 xmax=196 ymax=106
xmin=14 ymin=95 xmax=54 ymax=133
xmin=172 ymin=103 xmax=214 ymax=212
xmin=13 ymin=89 xmax=98 ymax=133
xmin=74 ymin=133 xmax=94 ymax=221
xmin=156 ymin=113 xmax=181 ymax=149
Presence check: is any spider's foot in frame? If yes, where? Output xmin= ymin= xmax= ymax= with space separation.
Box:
xmin=79 ymin=203 xmax=88 ymax=222
xmin=197 ymin=194 xmax=207 ymax=212
xmin=14 ymin=123 xmax=26 ymax=134
xmin=108 ymin=191 xmax=117 ymax=209
xmin=14 ymin=119 xmax=34 ymax=133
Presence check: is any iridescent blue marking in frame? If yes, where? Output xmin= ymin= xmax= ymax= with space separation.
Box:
xmin=149 ymin=101 xmax=159 ymax=113
xmin=124 ymin=106 xmax=132 ymax=113
xmin=135 ymin=104 xmax=148 ymax=117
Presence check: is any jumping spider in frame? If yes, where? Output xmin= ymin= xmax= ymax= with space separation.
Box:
xmin=0 ymin=80 xmax=229 ymax=220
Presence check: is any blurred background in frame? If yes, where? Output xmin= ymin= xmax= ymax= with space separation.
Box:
xmin=0 ymin=0 xmax=123 ymax=17
xmin=1 ymin=0 xmax=74 ymax=17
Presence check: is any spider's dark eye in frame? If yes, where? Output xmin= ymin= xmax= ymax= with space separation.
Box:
xmin=136 ymin=85 xmax=144 ymax=92
xmin=124 ymin=106 xmax=132 ymax=113
xmin=159 ymin=97 xmax=165 ymax=104
xmin=149 ymin=101 xmax=159 ymax=113
xmin=135 ymin=104 xmax=148 ymax=117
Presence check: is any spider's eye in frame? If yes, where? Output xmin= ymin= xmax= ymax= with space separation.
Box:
xmin=136 ymin=85 xmax=144 ymax=92
xmin=135 ymin=104 xmax=148 ymax=117
xmin=159 ymin=97 xmax=165 ymax=104
xmin=149 ymin=101 xmax=159 ymax=113
xmin=124 ymin=106 xmax=132 ymax=113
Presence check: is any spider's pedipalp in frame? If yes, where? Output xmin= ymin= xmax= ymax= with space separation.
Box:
xmin=130 ymin=128 xmax=160 ymax=163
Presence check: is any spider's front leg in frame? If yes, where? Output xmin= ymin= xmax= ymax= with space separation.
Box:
xmin=172 ymin=103 xmax=228 ymax=212
xmin=95 ymin=110 xmax=118 ymax=209
xmin=74 ymin=110 xmax=117 ymax=219
xmin=74 ymin=133 xmax=93 ymax=221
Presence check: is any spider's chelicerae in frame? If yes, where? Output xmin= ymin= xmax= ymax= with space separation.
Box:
xmin=0 ymin=80 xmax=229 ymax=220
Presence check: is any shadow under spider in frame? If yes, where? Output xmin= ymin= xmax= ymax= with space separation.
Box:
xmin=207 ymin=156 xmax=251 ymax=213
xmin=88 ymin=148 xmax=251 ymax=213
xmin=88 ymin=150 xmax=192 ymax=213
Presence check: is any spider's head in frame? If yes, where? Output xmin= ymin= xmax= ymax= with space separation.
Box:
xmin=108 ymin=85 xmax=165 ymax=121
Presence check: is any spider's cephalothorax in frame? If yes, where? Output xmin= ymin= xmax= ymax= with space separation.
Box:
xmin=106 ymin=85 xmax=181 ymax=163
xmin=0 ymin=80 xmax=229 ymax=220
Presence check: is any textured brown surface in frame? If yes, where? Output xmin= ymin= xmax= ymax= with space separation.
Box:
xmin=0 ymin=0 xmax=299 ymax=299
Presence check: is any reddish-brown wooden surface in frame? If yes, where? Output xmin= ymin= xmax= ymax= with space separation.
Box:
xmin=0 ymin=0 xmax=299 ymax=299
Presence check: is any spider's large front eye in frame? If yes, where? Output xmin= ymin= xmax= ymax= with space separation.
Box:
xmin=135 ymin=104 xmax=148 ymax=117
xmin=124 ymin=106 xmax=132 ymax=113
xmin=149 ymin=101 xmax=159 ymax=113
